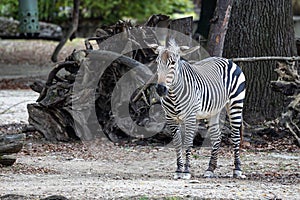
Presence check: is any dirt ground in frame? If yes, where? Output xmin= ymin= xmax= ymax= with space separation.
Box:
xmin=0 ymin=39 xmax=86 ymax=90
xmin=0 ymin=135 xmax=299 ymax=199
xmin=0 ymin=39 xmax=299 ymax=199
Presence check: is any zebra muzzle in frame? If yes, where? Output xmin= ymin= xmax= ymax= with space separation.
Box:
xmin=156 ymin=83 xmax=168 ymax=97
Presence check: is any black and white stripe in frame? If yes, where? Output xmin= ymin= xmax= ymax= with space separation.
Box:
xmin=155 ymin=40 xmax=246 ymax=179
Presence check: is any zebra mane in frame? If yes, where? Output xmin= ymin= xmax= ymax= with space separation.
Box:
xmin=156 ymin=38 xmax=181 ymax=64
xmin=166 ymin=38 xmax=180 ymax=55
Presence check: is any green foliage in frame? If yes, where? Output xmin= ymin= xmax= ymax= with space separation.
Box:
xmin=164 ymin=197 xmax=183 ymax=200
xmin=293 ymin=0 xmax=300 ymax=15
xmin=0 ymin=0 xmax=194 ymax=24
xmin=0 ymin=0 xmax=18 ymax=18
xmin=138 ymin=196 xmax=150 ymax=200
xmin=192 ymin=153 xmax=200 ymax=159
xmin=38 ymin=0 xmax=74 ymax=22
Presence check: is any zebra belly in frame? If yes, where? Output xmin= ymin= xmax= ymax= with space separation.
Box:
xmin=166 ymin=108 xmax=222 ymax=122
xmin=196 ymin=110 xmax=216 ymax=119
xmin=196 ymin=106 xmax=225 ymax=119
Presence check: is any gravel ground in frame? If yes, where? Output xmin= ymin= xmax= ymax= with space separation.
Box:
xmin=0 ymin=139 xmax=299 ymax=199
xmin=0 ymin=90 xmax=39 ymax=124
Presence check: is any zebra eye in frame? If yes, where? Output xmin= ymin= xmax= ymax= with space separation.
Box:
xmin=171 ymin=61 xmax=176 ymax=65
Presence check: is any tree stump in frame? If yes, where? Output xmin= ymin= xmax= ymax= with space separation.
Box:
xmin=28 ymin=15 xmax=200 ymax=144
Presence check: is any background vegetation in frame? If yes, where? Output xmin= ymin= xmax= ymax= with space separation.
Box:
xmin=0 ymin=0 xmax=195 ymax=24
xmin=293 ymin=0 xmax=300 ymax=15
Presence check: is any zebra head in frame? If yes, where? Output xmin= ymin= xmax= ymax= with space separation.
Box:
xmin=155 ymin=39 xmax=181 ymax=97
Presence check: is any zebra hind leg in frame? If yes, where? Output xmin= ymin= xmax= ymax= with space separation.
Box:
xmin=231 ymin=125 xmax=246 ymax=179
xmin=204 ymin=114 xmax=221 ymax=178
xmin=228 ymin=104 xmax=246 ymax=179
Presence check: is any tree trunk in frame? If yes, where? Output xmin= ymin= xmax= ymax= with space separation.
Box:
xmin=195 ymin=0 xmax=217 ymax=39
xmin=207 ymin=0 xmax=233 ymax=57
xmin=223 ymin=0 xmax=297 ymax=124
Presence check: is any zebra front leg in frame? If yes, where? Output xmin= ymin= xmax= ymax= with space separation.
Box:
xmin=182 ymin=115 xmax=197 ymax=179
xmin=204 ymin=114 xmax=221 ymax=178
xmin=167 ymin=119 xmax=184 ymax=179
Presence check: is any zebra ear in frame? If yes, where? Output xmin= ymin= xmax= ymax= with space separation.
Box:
xmin=148 ymin=43 xmax=163 ymax=54
xmin=148 ymin=43 xmax=159 ymax=49
xmin=180 ymin=46 xmax=200 ymax=57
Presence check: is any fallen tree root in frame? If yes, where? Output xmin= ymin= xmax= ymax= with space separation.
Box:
xmin=271 ymin=62 xmax=300 ymax=146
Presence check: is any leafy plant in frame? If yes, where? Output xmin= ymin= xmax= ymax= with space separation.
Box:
xmin=0 ymin=0 xmax=18 ymax=18
xmin=164 ymin=197 xmax=183 ymax=200
xmin=0 ymin=0 xmax=194 ymax=24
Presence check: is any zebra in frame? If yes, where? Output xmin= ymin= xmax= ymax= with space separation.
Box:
xmin=154 ymin=39 xmax=246 ymax=179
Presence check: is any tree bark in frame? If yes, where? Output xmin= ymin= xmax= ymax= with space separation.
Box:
xmin=223 ymin=0 xmax=297 ymax=124
xmin=207 ymin=0 xmax=233 ymax=57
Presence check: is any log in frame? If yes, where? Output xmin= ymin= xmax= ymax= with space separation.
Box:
xmin=0 ymin=134 xmax=25 ymax=155
xmin=0 ymin=134 xmax=25 ymax=166
xmin=168 ymin=16 xmax=193 ymax=45
xmin=0 ymin=155 xmax=17 ymax=166
xmin=27 ymin=104 xmax=76 ymax=141
xmin=0 ymin=143 xmax=23 ymax=156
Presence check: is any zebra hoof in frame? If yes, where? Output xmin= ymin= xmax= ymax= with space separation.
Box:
xmin=182 ymin=172 xmax=191 ymax=180
xmin=203 ymin=170 xmax=215 ymax=178
xmin=173 ymin=172 xmax=182 ymax=179
xmin=233 ymin=170 xmax=246 ymax=179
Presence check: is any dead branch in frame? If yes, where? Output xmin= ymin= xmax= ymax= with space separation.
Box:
xmin=37 ymin=60 xmax=78 ymax=102
xmin=51 ymin=0 xmax=80 ymax=62
xmin=132 ymin=71 xmax=157 ymax=102
xmin=0 ymin=100 xmax=31 ymax=114
xmin=231 ymin=56 xmax=300 ymax=62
